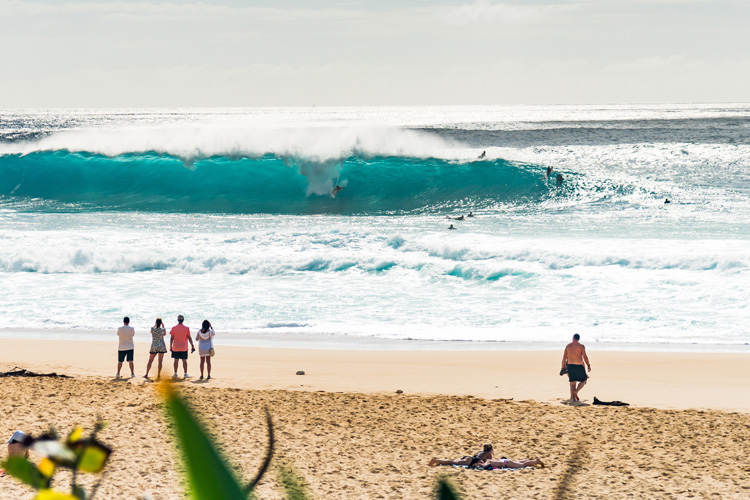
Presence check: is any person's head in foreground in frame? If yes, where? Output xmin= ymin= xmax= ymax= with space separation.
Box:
xmin=7 ymin=430 xmax=29 ymax=458
xmin=573 ymin=333 xmax=580 ymax=341
xmin=177 ymin=315 xmax=184 ymax=324
xmin=155 ymin=318 xmax=163 ymax=328
xmin=123 ymin=317 xmax=130 ymax=325
xmin=201 ymin=320 xmax=211 ymax=332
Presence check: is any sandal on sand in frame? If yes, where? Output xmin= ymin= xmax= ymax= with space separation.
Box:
xmin=428 ymin=458 xmax=438 ymax=467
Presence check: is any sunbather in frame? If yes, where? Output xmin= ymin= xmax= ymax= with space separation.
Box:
xmin=428 ymin=443 xmax=493 ymax=467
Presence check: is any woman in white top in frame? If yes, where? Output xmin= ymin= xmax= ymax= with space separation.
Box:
xmin=195 ymin=319 xmax=215 ymax=380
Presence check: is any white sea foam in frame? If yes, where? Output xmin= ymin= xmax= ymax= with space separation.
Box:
xmin=0 ymin=123 xmax=456 ymax=162
xmin=0 ymin=214 xmax=747 ymax=346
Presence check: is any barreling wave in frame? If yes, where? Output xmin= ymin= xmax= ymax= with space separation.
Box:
xmin=0 ymin=150 xmax=553 ymax=214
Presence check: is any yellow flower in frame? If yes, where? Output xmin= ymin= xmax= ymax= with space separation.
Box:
xmin=38 ymin=458 xmax=56 ymax=478
xmin=66 ymin=427 xmax=83 ymax=445
xmin=34 ymin=490 xmax=78 ymax=500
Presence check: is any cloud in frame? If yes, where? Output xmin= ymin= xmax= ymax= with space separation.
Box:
xmin=0 ymin=0 xmax=365 ymax=23
xmin=439 ymin=0 xmax=583 ymax=25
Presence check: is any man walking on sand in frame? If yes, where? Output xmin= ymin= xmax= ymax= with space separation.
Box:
xmin=170 ymin=315 xmax=195 ymax=380
xmin=116 ymin=317 xmax=135 ymax=379
xmin=562 ymin=333 xmax=591 ymax=402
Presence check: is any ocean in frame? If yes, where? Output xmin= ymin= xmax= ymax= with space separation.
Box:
xmin=1 ymin=105 xmax=748 ymax=350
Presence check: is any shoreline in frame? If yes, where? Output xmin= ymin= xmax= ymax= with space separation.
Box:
xmin=1 ymin=328 xmax=748 ymax=353
xmin=1 ymin=337 xmax=749 ymax=413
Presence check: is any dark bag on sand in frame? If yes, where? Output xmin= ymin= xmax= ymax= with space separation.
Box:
xmin=593 ymin=396 xmax=629 ymax=406
xmin=559 ymin=365 xmax=568 ymax=376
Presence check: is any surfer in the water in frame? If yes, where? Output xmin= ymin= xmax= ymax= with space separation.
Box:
xmin=448 ymin=224 xmax=457 ymax=230
xmin=467 ymin=212 xmax=474 ymax=218
xmin=556 ymin=173 xmax=564 ymax=185
xmin=546 ymin=166 xmax=553 ymax=178
xmin=331 ymin=185 xmax=344 ymax=198
xmin=478 ymin=151 xmax=486 ymax=159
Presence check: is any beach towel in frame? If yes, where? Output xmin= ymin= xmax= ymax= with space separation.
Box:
xmin=593 ymin=396 xmax=629 ymax=406
xmin=451 ymin=465 xmax=533 ymax=471
xmin=0 ymin=367 xmax=71 ymax=378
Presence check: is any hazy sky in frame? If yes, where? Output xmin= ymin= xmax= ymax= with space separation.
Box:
xmin=1 ymin=0 xmax=748 ymax=107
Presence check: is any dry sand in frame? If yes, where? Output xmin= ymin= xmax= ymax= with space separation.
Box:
xmin=1 ymin=338 xmax=750 ymax=499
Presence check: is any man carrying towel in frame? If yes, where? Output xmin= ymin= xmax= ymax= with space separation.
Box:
xmin=562 ymin=333 xmax=591 ymax=402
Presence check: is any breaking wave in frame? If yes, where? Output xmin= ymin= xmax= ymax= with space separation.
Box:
xmin=0 ymin=150 xmax=555 ymax=214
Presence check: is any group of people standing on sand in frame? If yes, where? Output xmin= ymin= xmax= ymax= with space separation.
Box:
xmin=116 ymin=315 xmax=216 ymax=381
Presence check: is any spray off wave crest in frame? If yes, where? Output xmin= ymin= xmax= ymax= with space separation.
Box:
xmin=0 ymin=125 xmax=555 ymax=214
xmin=0 ymin=124 xmax=455 ymax=162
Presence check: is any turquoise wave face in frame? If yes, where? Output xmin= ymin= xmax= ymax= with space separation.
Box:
xmin=0 ymin=151 xmax=552 ymax=214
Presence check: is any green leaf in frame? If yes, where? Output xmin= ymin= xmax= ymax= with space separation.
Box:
xmin=75 ymin=442 xmax=111 ymax=473
xmin=2 ymin=456 xmax=47 ymax=489
xmin=162 ymin=385 xmax=247 ymax=500
xmin=72 ymin=484 xmax=87 ymax=500
xmin=435 ymin=477 xmax=462 ymax=500
xmin=277 ymin=466 xmax=313 ymax=500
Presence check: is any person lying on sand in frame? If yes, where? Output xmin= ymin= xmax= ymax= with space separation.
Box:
xmin=428 ymin=443 xmax=493 ymax=467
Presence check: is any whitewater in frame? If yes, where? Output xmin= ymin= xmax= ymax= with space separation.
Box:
xmin=0 ymin=105 xmax=748 ymax=349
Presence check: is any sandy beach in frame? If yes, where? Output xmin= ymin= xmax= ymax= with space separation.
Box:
xmin=1 ymin=338 xmax=750 ymax=499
